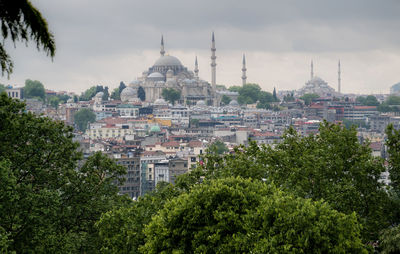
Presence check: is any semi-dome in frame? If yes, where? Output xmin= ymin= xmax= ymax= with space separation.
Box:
xmin=95 ymin=92 xmax=104 ymax=98
xmin=154 ymin=98 xmax=167 ymax=105
xmin=153 ymin=55 xmax=183 ymax=67
xmin=120 ymin=87 xmax=137 ymax=102
xmin=229 ymin=100 xmax=239 ymax=106
xmin=148 ymin=72 xmax=164 ymax=78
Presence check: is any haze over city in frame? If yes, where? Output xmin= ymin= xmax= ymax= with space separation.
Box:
xmin=1 ymin=0 xmax=400 ymax=94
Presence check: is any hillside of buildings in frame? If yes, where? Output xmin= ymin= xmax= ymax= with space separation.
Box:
xmin=3 ymin=76 xmax=400 ymax=252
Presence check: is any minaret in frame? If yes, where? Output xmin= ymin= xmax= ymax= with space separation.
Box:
xmin=242 ymin=54 xmax=247 ymax=85
xmin=338 ymin=60 xmax=341 ymax=93
xmin=160 ymin=35 xmax=165 ymax=56
xmin=194 ymin=56 xmax=199 ymax=79
xmin=211 ymin=32 xmax=217 ymax=105
xmin=311 ymin=60 xmax=314 ymax=79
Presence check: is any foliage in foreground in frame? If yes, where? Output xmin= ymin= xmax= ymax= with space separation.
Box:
xmin=142 ymin=177 xmax=367 ymax=254
xmin=0 ymin=0 xmax=55 ymax=76
xmin=178 ymin=122 xmax=391 ymax=242
xmin=0 ymin=93 xmax=129 ymax=253
xmin=96 ymin=182 xmax=181 ymax=253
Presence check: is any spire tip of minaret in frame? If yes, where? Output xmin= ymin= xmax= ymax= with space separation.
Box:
xmin=160 ymin=34 xmax=165 ymax=56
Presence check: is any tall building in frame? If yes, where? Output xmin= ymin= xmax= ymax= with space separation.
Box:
xmin=242 ymin=54 xmax=247 ymax=85
xmin=211 ymin=32 xmax=217 ymax=106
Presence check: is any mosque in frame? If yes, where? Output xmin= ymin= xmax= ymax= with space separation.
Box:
xmin=120 ymin=33 xmax=239 ymax=106
xmin=296 ymin=60 xmax=341 ymax=98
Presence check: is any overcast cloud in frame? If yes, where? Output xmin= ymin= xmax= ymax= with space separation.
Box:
xmin=1 ymin=0 xmax=400 ymax=94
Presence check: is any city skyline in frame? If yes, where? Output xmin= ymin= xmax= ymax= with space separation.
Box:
xmin=1 ymin=0 xmax=400 ymax=94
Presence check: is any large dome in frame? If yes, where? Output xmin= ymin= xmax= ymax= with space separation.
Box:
xmin=153 ymin=55 xmax=183 ymax=67
xmin=120 ymin=87 xmax=137 ymax=102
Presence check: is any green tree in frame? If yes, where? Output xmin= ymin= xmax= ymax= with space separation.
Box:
xmin=24 ymin=79 xmax=45 ymax=100
xmin=283 ymin=92 xmax=295 ymax=102
xmin=386 ymin=124 xmax=400 ymax=193
xmin=110 ymin=87 xmax=119 ymax=100
xmin=300 ymin=93 xmax=319 ymax=105
xmin=189 ymin=118 xmax=199 ymax=128
xmin=237 ymin=83 xmax=261 ymax=104
xmin=380 ymin=225 xmax=400 ymax=254
xmin=96 ymin=182 xmax=181 ymax=254
xmin=0 ymin=0 xmax=55 ymax=76
xmin=256 ymin=90 xmax=275 ymax=109
xmin=181 ymin=122 xmax=391 ymax=241
xmin=378 ymin=96 xmax=400 ymax=112
xmin=102 ymin=86 xmax=109 ymax=101
xmin=74 ymin=108 xmax=96 ymax=132
xmin=138 ymin=86 xmax=145 ymax=101
xmin=47 ymin=95 xmax=60 ymax=109
xmin=221 ymin=94 xmax=231 ymax=105
xmin=79 ymin=86 xmax=97 ymax=101
xmin=0 ymin=94 xmax=128 ymax=253
xmin=142 ymin=177 xmax=366 ymax=253
xmin=0 ymin=84 xmax=5 ymax=93
xmin=228 ymin=85 xmax=241 ymax=92
xmin=356 ymin=95 xmax=379 ymax=106
xmin=273 ymin=87 xmax=278 ymax=101
xmin=208 ymin=140 xmax=229 ymax=155
xmin=161 ymin=88 xmax=181 ymax=105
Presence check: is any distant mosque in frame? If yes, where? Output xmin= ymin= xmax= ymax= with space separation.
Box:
xmin=296 ymin=60 xmax=342 ymax=98
xmin=119 ymin=33 xmax=240 ymax=106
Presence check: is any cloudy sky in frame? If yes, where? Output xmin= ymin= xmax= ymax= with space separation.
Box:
xmin=1 ymin=0 xmax=400 ymax=94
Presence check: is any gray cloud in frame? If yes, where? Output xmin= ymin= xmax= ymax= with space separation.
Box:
xmin=1 ymin=0 xmax=400 ymax=94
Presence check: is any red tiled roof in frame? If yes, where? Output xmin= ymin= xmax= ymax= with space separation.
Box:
xmin=188 ymin=140 xmax=203 ymax=147
xmin=162 ymin=141 xmax=180 ymax=147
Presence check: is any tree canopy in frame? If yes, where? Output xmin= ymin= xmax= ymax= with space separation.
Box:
xmin=221 ymin=94 xmax=231 ymax=105
xmin=356 ymin=95 xmax=379 ymax=106
xmin=0 ymin=94 xmax=128 ymax=253
xmin=0 ymin=84 xmax=5 ymax=93
xmin=300 ymin=93 xmax=319 ymax=105
xmin=179 ymin=121 xmax=391 ymax=242
xmin=161 ymin=88 xmax=180 ymax=105
xmin=74 ymin=108 xmax=96 ymax=132
xmin=0 ymin=0 xmax=55 ymax=76
xmin=228 ymin=83 xmax=277 ymax=108
xmin=24 ymin=79 xmax=45 ymax=100
xmin=138 ymin=86 xmax=145 ymax=101
xmin=377 ymin=95 xmax=400 ymax=112
xmin=80 ymin=85 xmax=109 ymax=101
xmin=142 ymin=177 xmax=366 ymax=254
xmin=208 ymin=140 xmax=229 ymax=155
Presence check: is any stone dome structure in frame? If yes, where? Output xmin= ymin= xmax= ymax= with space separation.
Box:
xmin=95 ymin=91 xmax=104 ymax=98
xmin=153 ymin=55 xmax=183 ymax=67
xmin=297 ymin=76 xmax=337 ymax=97
xmin=229 ymin=99 xmax=239 ymax=106
xmin=147 ymin=72 xmax=165 ymax=82
xmin=120 ymin=87 xmax=138 ymax=102
xmin=154 ymin=98 xmax=167 ymax=105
